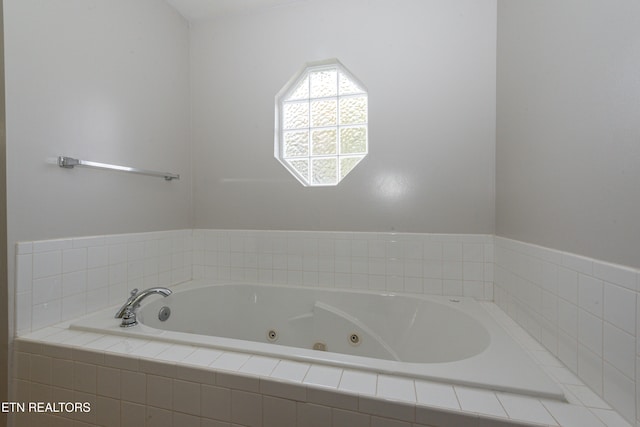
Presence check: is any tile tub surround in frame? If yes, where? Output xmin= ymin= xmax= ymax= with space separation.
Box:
xmin=15 ymin=230 xmax=193 ymax=336
xmin=13 ymin=229 xmax=637 ymax=425
xmin=494 ymin=237 xmax=639 ymax=425
xmin=12 ymin=301 xmax=630 ymax=427
xmin=190 ymin=230 xmax=494 ymax=300
xmin=15 ymin=230 xmax=494 ymax=336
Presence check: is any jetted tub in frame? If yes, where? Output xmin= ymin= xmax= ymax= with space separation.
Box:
xmin=70 ymin=280 xmax=564 ymax=400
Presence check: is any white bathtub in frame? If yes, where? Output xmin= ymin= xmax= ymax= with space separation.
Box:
xmin=70 ymin=280 xmax=564 ymax=400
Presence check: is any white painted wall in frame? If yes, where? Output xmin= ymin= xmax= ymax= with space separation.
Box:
xmin=496 ymin=2 xmax=640 ymax=422
xmin=190 ymin=0 xmax=497 ymax=234
xmin=4 ymin=0 xmax=192 ymax=245
xmin=3 ymin=0 xmax=192 ymax=332
xmin=496 ymin=0 xmax=640 ymax=269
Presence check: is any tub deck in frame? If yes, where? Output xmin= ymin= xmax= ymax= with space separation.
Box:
xmin=12 ymin=291 xmax=630 ymax=427
xmin=70 ymin=281 xmax=564 ymax=400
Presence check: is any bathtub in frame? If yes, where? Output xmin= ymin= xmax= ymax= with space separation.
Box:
xmin=70 ymin=280 xmax=564 ymax=401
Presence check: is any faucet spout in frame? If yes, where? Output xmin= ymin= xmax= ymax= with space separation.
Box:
xmin=114 ymin=287 xmax=172 ymax=327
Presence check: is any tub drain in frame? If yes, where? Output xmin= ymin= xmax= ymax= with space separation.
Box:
xmin=267 ymin=330 xmax=278 ymax=342
xmin=348 ymin=333 xmax=361 ymax=346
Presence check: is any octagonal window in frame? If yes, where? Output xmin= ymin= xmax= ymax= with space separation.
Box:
xmin=275 ymin=59 xmax=368 ymax=186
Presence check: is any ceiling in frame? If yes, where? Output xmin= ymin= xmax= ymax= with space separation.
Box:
xmin=164 ymin=0 xmax=304 ymax=22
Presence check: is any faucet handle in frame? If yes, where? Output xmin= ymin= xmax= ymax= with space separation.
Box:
xmin=115 ymin=288 xmax=140 ymax=319
xmin=120 ymin=307 xmax=138 ymax=327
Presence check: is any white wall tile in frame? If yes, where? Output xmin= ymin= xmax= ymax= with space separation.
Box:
xmin=637 ymin=356 xmax=640 ymax=423
xmin=239 ymin=356 xmax=278 ymax=377
xmin=263 ymin=395 xmax=297 ymax=427
xmin=577 ymin=346 xmax=602 ymax=396
xmin=62 ymin=248 xmax=87 ymax=273
xmin=564 ymin=384 xmax=608 ymax=409
xmin=422 ymin=261 xmax=442 ymax=279
xmin=87 ymin=246 xmax=109 ymax=268
xmin=303 ymin=365 xmax=342 ymax=389
xmin=455 ymin=386 xmax=506 ymax=418
xmin=376 ymin=375 xmax=415 ymax=402
xmin=463 ymin=281 xmax=484 ymax=298
xmin=495 ymin=237 xmax=640 ymax=425
xmin=172 ymin=379 xmax=200 ymax=415
xmin=463 ymin=243 xmax=484 ymax=262
xmin=15 ymin=292 xmax=32 ymax=334
xmin=603 ymin=362 xmax=636 ymax=423
xmin=62 ymin=271 xmax=86 ymax=297
xmin=541 ymin=400 xmax=605 ymax=427
xmin=33 ymin=251 xmax=62 ymax=279
xmin=558 ymin=329 xmax=578 ymax=373
xmin=603 ymin=323 xmax=635 ymax=380
xmin=155 ymin=344 xmax=196 ymax=363
xmin=270 ymin=360 xmax=310 ymax=383
xmin=540 ymin=261 xmax=559 ymax=294
xmin=558 ymin=267 xmax=579 ymax=304
xmin=87 ymin=267 xmax=108 ymax=291
xmin=127 ymin=241 xmax=145 ymax=261
xmin=463 ymin=262 xmax=484 ymax=281
xmin=604 ymin=283 xmax=636 ymax=335
xmin=414 ymin=381 xmax=459 ymax=411
xmin=558 ymin=298 xmax=578 ymax=338
xmin=32 ymin=300 xmax=61 ymax=331
xmin=33 ymin=239 xmax=71 ymax=253
xmin=562 ymin=254 xmax=594 ymax=276
xmin=578 ymin=274 xmax=604 ymax=318
xmin=402 ymin=240 xmax=423 ymax=260
xmin=181 ymin=348 xmax=222 ymax=367
xmin=147 ymin=374 xmax=172 ymax=408
xmin=72 ymin=236 xmax=106 ymax=249
xmin=86 ymin=288 xmax=109 ymax=312
xmin=497 ymin=392 xmax=557 ymax=425
xmin=296 ymin=402 xmax=330 ymax=427
xmin=32 ymin=276 xmax=61 ymax=305
xmin=26 ymin=230 xmax=498 ymax=323
xmin=442 ymin=262 xmax=463 ymax=280
xmin=638 ymin=296 xmax=640 ymax=355
xmin=16 ymin=254 xmax=33 ymax=294
xmin=351 ymin=239 xmax=368 ymax=257
xmin=210 ymin=352 xmax=251 ymax=372
xmin=231 ymin=390 xmax=262 ymax=426
xmin=578 ymin=309 xmax=603 ymax=356
xmin=201 ymin=384 xmax=231 ymax=421
xmin=442 ymin=242 xmax=462 ymax=261
xmin=338 ymin=370 xmax=376 ymax=396
xmin=332 ymin=408 xmax=369 ymax=427
xmin=443 ymin=280 xmax=463 ymax=296
xmin=360 ymin=395 xmax=415 ymax=423
xmin=423 ymin=241 xmax=442 ymax=260
xmin=61 ymin=293 xmax=86 ymax=322
xmin=593 ymin=261 xmax=637 ymax=292
xmin=590 ymin=408 xmax=633 ymax=427
xmin=16 ymin=242 xmax=33 ymax=254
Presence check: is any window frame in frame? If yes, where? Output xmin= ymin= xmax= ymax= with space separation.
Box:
xmin=274 ymin=58 xmax=368 ymax=187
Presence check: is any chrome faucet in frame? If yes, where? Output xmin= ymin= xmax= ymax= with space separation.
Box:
xmin=115 ymin=287 xmax=172 ymax=327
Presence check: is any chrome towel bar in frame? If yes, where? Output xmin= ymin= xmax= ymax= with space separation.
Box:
xmin=58 ymin=156 xmax=179 ymax=181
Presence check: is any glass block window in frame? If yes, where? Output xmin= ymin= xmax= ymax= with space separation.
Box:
xmin=275 ymin=59 xmax=368 ymax=186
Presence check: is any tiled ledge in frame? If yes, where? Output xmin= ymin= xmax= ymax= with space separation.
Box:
xmin=494 ymin=237 xmax=639 ymax=425
xmin=15 ymin=230 xmax=495 ymax=336
xmin=12 ymin=302 xmax=629 ymax=427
